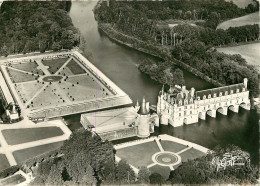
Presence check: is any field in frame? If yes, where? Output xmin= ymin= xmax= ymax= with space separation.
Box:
xmin=217 ymin=12 xmax=259 ymax=30
xmin=2 ymin=127 xmax=64 ymax=145
xmin=217 ymin=42 xmax=260 ymax=66
xmin=115 ymin=136 xmax=207 ymax=179
xmin=13 ymin=141 xmax=64 ymax=164
xmin=225 ymin=0 xmax=255 ymax=8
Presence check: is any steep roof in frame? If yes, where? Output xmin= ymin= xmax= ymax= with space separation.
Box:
xmin=196 ymin=83 xmax=245 ymax=99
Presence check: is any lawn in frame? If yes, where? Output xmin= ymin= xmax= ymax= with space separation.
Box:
xmin=31 ymin=84 xmax=67 ymax=108
xmin=149 ymin=165 xmax=171 ymax=179
xmin=116 ymin=141 xmax=160 ymax=168
xmin=11 ymin=61 xmax=44 ymax=75
xmin=217 ymin=42 xmax=260 ymax=66
xmin=217 ymin=12 xmax=259 ymax=30
xmin=7 ymin=68 xmax=38 ymax=83
xmin=0 ymin=154 xmax=10 ymax=171
xmin=13 ymin=141 xmax=64 ymax=164
xmin=42 ymin=57 xmax=70 ymax=74
xmin=179 ymin=148 xmax=206 ymax=162
xmin=161 ymin=140 xmax=187 ymax=153
xmin=16 ymin=81 xmax=44 ymax=104
xmin=66 ymin=59 xmax=86 ymax=75
xmin=0 ymin=173 xmax=26 ymax=185
xmin=2 ymin=127 xmax=64 ymax=145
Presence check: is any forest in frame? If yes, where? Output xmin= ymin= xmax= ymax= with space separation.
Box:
xmin=95 ymin=0 xmax=259 ymax=97
xmin=0 ymin=1 xmax=80 ymax=56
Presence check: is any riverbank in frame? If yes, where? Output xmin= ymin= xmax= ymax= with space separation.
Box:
xmin=98 ymin=23 xmax=223 ymax=88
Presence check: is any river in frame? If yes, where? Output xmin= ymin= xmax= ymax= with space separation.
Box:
xmin=68 ymin=1 xmax=259 ymax=164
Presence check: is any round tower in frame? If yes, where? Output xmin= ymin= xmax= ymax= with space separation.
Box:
xmin=137 ymin=97 xmax=150 ymax=138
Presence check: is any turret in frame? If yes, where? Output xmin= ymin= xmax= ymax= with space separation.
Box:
xmin=138 ymin=97 xmax=149 ymax=115
xmin=146 ymin=102 xmax=150 ymax=113
xmin=135 ymin=100 xmax=140 ymax=112
xmin=243 ymin=78 xmax=248 ymax=89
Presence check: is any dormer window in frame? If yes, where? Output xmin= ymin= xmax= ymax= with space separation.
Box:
xmin=219 ymin=92 xmax=222 ymax=96
xmin=203 ymin=95 xmax=206 ymax=100
xmin=213 ymin=93 xmax=217 ymax=98
xmin=208 ymin=94 xmax=211 ymax=99
xmin=242 ymin=88 xmax=245 ymax=92
xmin=225 ymin=91 xmax=228 ymax=96
xmin=236 ymin=89 xmax=240 ymax=93
xmin=179 ymin=100 xmax=182 ymax=106
xmin=230 ymin=90 xmax=234 ymax=94
xmin=197 ymin=97 xmax=200 ymax=101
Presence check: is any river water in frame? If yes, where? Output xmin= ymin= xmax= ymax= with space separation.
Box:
xmin=69 ymin=1 xmax=259 ymax=164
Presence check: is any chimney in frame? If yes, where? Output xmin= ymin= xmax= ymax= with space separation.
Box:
xmin=182 ymin=85 xmax=186 ymax=92
xmin=190 ymin=87 xmax=195 ymax=97
xmin=243 ymin=78 xmax=248 ymax=89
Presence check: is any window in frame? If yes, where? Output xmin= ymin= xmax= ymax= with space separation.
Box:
xmin=236 ymin=89 xmax=240 ymax=93
xmin=203 ymin=95 xmax=206 ymax=100
xmin=184 ymin=111 xmax=186 ymax=116
xmin=208 ymin=94 xmax=211 ymax=99
xmin=230 ymin=90 xmax=233 ymax=94
xmin=242 ymin=88 xmax=245 ymax=92
xmin=179 ymin=113 xmax=181 ymax=117
xmin=213 ymin=93 xmax=217 ymax=98
xmin=225 ymin=91 xmax=228 ymax=96
xmin=197 ymin=97 xmax=200 ymax=101
xmin=219 ymin=92 xmax=222 ymax=96
xmin=190 ymin=111 xmax=192 ymax=114
xmin=185 ymin=106 xmax=187 ymax=109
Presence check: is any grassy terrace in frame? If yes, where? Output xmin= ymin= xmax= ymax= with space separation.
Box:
xmin=7 ymin=68 xmax=37 ymax=83
xmin=161 ymin=140 xmax=187 ymax=153
xmin=42 ymin=57 xmax=69 ymax=74
xmin=0 ymin=173 xmax=26 ymax=185
xmin=13 ymin=141 xmax=64 ymax=164
xmin=179 ymin=148 xmax=206 ymax=162
xmin=2 ymin=127 xmax=64 ymax=145
xmin=0 ymin=154 xmax=10 ymax=171
xmin=116 ymin=141 xmax=160 ymax=168
xmin=11 ymin=62 xmax=44 ymax=75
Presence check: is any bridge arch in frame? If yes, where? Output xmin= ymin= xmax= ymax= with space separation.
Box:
xmin=239 ymin=102 xmax=250 ymax=110
xmin=228 ymin=104 xmax=239 ymax=113
xmin=217 ymin=106 xmax=228 ymax=115
xmin=206 ymin=109 xmax=216 ymax=118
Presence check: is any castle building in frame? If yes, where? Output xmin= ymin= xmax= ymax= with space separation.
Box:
xmin=157 ymin=78 xmax=250 ymax=127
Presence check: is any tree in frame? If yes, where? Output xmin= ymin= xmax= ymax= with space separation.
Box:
xmin=149 ymin=173 xmax=165 ymax=185
xmin=138 ymin=166 xmax=150 ymax=184
xmin=116 ymin=159 xmax=135 ymax=184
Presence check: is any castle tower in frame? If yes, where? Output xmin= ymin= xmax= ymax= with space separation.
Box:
xmin=137 ymin=97 xmax=150 ymax=138
xmin=243 ymin=78 xmax=248 ymax=89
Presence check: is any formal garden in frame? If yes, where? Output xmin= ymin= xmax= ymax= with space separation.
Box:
xmin=3 ymin=55 xmax=115 ymax=111
xmin=115 ymin=136 xmax=207 ymax=179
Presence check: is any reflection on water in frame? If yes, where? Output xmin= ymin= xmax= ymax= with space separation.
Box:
xmin=69 ymin=1 xmax=259 ymax=164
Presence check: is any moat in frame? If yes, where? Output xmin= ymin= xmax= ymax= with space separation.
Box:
xmin=68 ymin=1 xmax=259 ymax=164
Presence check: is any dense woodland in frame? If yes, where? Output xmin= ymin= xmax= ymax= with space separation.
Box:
xmin=0 ymin=1 xmax=80 ymax=56
xmin=95 ymin=0 xmax=259 ymax=97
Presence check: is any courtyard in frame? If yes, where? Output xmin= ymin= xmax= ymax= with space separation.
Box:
xmin=115 ymin=135 xmax=209 ymax=179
